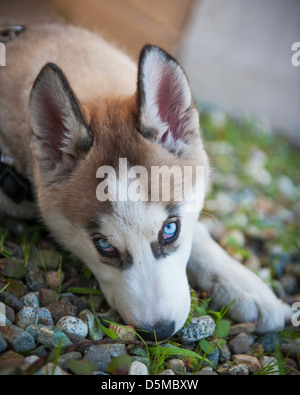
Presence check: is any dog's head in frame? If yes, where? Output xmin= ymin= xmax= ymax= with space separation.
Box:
xmin=29 ymin=45 xmax=210 ymax=340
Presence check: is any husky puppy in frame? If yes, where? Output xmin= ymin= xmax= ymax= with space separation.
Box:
xmin=0 ymin=23 xmax=289 ymax=340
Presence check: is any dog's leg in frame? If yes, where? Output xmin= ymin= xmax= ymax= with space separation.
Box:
xmin=187 ymin=221 xmax=291 ymax=333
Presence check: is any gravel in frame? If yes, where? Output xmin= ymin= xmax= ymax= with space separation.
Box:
xmin=0 ymin=243 xmax=299 ymax=375
xmin=0 ymin=114 xmax=299 ymax=375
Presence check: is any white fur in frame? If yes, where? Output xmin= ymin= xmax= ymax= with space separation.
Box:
xmin=95 ymin=177 xmax=196 ymax=332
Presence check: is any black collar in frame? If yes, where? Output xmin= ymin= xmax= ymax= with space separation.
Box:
xmin=0 ymin=148 xmax=33 ymax=204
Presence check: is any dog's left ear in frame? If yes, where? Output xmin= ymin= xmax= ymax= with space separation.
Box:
xmin=30 ymin=63 xmax=93 ymax=179
xmin=137 ymin=45 xmax=200 ymax=155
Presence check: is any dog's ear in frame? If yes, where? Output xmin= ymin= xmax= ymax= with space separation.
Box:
xmin=30 ymin=63 xmax=93 ymax=178
xmin=137 ymin=45 xmax=199 ymax=155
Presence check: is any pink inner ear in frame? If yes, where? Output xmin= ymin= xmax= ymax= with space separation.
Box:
xmin=156 ymin=66 xmax=188 ymax=142
xmin=38 ymin=91 xmax=67 ymax=162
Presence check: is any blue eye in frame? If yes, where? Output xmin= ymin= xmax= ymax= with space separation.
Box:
xmin=162 ymin=222 xmax=178 ymax=241
xmin=94 ymin=238 xmax=119 ymax=257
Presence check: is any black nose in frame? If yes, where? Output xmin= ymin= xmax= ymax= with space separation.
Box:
xmin=138 ymin=320 xmax=175 ymax=341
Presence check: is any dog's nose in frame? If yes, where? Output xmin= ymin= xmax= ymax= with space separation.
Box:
xmin=138 ymin=320 xmax=175 ymax=341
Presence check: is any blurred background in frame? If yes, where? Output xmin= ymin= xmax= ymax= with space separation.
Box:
xmin=1 ymin=0 xmax=300 ymax=144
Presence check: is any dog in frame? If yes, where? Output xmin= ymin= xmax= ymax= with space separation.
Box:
xmin=0 ymin=22 xmax=290 ymax=340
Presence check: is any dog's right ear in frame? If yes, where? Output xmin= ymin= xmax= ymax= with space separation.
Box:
xmin=30 ymin=63 xmax=93 ymax=180
xmin=137 ymin=45 xmax=200 ymax=157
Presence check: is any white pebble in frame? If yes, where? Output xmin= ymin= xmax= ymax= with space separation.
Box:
xmin=128 ymin=361 xmax=148 ymax=375
xmin=55 ymin=316 xmax=88 ymax=338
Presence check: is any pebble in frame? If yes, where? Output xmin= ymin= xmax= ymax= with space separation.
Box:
xmin=259 ymin=355 xmax=279 ymax=375
xmin=166 ymin=358 xmax=186 ymax=375
xmin=228 ymin=363 xmax=249 ymax=375
xmin=5 ymin=305 xmax=15 ymax=324
xmin=245 ymin=149 xmax=271 ymax=186
xmin=0 ymin=350 xmax=24 ymax=374
xmin=20 ymin=293 xmax=40 ymax=308
xmin=217 ymin=362 xmax=231 ymax=375
xmin=56 ymin=316 xmax=88 ymax=338
xmin=232 ymin=354 xmax=261 ymax=373
xmin=128 ymin=360 xmax=148 ymax=375
xmin=0 ymin=324 xmax=35 ymax=353
xmin=0 ymin=332 xmax=8 ymax=353
xmin=25 ymin=266 xmax=47 ymax=291
xmin=39 ymin=362 xmax=68 ymax=375
xmin=278 ymin=175 xmax=296 ymax=198
xmin=270 ymin=252 xmax=291 ymax=278
xmin=132 ymin=356 xmax=149 ymax=367
xmin=226 ymin=229 xmax=246 ymax=246
xmin=228 ymin=332 xmax=249 ymax=354
xmin=257 ymin=332 xmax=282 ymax=353
xmin=57 ymin=351 xmax=82 ymax=371
xmin=219 ymin=343 xmax=232 ymax=363
xmin=178 ymin=316 xmax=215 ymax=343
xmin=38 ymin=288 xmax=58 ymax=307
xmin=196 ymin=369 xmax=218 ymax=376
xmin=280 ymin=273 xmax=298 ymax=294
xmin=201 ymin=348 xmax=220 ymax=370
xmin=20 ymin=355 xmax=40 ymax=372
xmin=127 ymin=344 xmax=148 ymax=357
xmin=15 ymin=307 xmax=39 ymax=330
xmin=228 ymin=322 xmax=256 ymax=336
xmin=109 ymin=324 xmax=136 ymax=341
xmin=26 ymin=324 xmax=72 ymax=349
xmin=0 ymin=291 xmax=23 ymax=312
xmin=47 ymin=269 xmax=65 ymax=289
xmin=78 ymin=309 xmax=104 ymax=341
xmin=83 ymin=345 xmax=111 ymax=372
xmin=0 ymin=303 xmax=12 ymax=326
xmin=249 ymin=342 xmax=264 ymax=358
xmin=160 ymin=369 xmax=175 ymax=375
xmin=37 ymin=307 xmax=54 ymax=326
xmin=97 ymin=308 xmax=123 ymax=326
xmin=47 ymin=301 xmax=76 ymax=323
xmin=280 ymin=343 xmax=300 ymax=361
xmin=99 ymin=343 xmax=128 ymax=358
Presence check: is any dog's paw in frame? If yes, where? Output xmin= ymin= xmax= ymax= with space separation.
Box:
xmin=208 ymin=263 xmax=289 ymax=333
xmin=195 ymin=259 xmax=291 ymax=333
xmin=221 ymin=287 xmax=287 ymax=334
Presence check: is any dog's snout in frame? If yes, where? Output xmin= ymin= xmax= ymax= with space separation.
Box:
xmin=138 ymin=320 xmax=175 ymax=341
